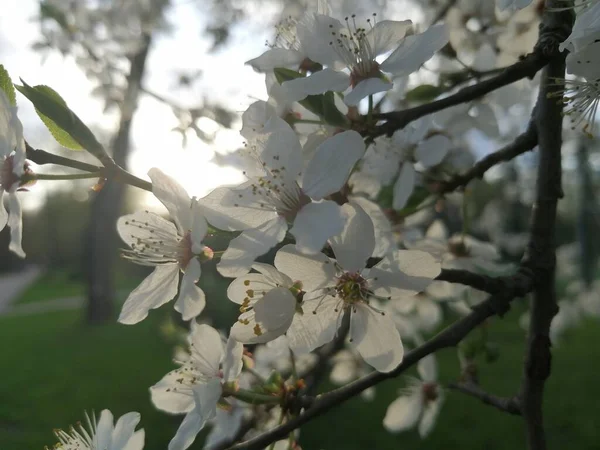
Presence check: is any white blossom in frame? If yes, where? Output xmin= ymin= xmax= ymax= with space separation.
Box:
xmin=281 ymin=14 xmax=448 ymax=106
xmin=0 ymin=89 xmax=27 ymax=258
xmin=277 ymin=202 xmax=441 ymax=372
xmin=117 ymin=168 xmax=210 ymax=324
xmin=47 ymin=410 xmax=145 ymax=450
xmin=227 ymin=263 xmax=299 ymax=344
xmin=199 ymin=119 xmax=365 ymax=277
xmin=383 ymin=355 xmax=444 ymax=437
xmin=151 ymin=323 xmax=243 ymax=450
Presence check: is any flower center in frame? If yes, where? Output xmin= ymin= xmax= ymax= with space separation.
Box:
xmin=121 ymin=216 xmax=196 ymax=269
xmin=448 ymin=239 xmax=470 ymax=257
xmin=328 ymin=14 xmax=380 ymax=79
xmin=422 ymin=382 xmax=439 ymax=402
xmin=335 ymin=272 xmax=369 ymax=304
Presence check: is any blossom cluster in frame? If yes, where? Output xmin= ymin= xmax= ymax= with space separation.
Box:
xmin=2 ymin=1 xmax=599 ymax=450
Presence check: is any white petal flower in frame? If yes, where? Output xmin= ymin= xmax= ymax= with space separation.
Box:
xmin=0 ymin=89 xmax=27 ymax=258
xmin=151 ymin=324 xmax=243 ymax=450
xmin=280 ymin=203 xmax=440 ymax=371
xmin=384 ymin=355 xmax=443 ymax=437
xmin=205 ymin=124 xmax=364 ymax=275
xmin=560 ymin=1 xmax=600 ymax=53
xmin=228 ymin=263 xmax=299 ymax=343
xmin=282 ymin=14 xmax=448 ymax=105
xmin=118 ymin=169 xmax=210 ymax=323
xmin=48 ymin=409 xmax=145 ymax=450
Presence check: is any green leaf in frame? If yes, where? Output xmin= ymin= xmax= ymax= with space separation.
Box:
xmin=29 ymin=85 xmax=83 ymax=150
xmin=397 ymin=186 xmax=431 ymax=216
xmin=0 ymin=65 xmax=16 ymax=106
xmin=405 ymin=84 xmax=445 ymax=103
xmin=15 ymin=80 xmax=109 ymax=161
xmin=274 ymin=67 xmax=349 ymax=128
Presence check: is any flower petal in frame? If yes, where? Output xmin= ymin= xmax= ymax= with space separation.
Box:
xmin=7 ymin=192 xmax=24 ymax=258
xmin=0 ymin=189 xmax=7 ymax=231
xmin=344 ymin=78 xmax=393 ymax=106
xmin=350 ymin=196 xmax=395 ymax=257
xmin=291 ymin=201 xmax=344 ymax=254
xmin=117 ymin=211 xmax=179 ymax=250
xmin=118 ymin=264 xmax=180 ymax=324
xmin=380 ymin=24 xmax=449 ymax=77
xmin=383 ymin=391 xmax=422 ymax=432
xmin=189 ymin=323 xmax=224 ymax=376
xmin=282 ymin=68 xmax=350 ymax=102
xmin=274 ymin=243 xmax=336 ymax=291
xmin=419 ymin=393 xmax=444 ymax=437
xmin=392 ymin=162 xmax=416 ymax=210
xmin=227 ymin=273 xmax=276 ymax=304
xmin=302 ymin=130 xmax=365 ymax=200
xmin=252 ymin=263 xmax=294 ymax=287
xmin=415 ymin=134 xmax=450 ymax=168
xmin=217 ymin=216 xmax=287 ymax=277
xmin=370 ymin=250 xmax=441 ymax=298
xmin=94 ymin=410 xmax=115 ymax=450
xmin=150 ymin=369 xmax=196 ymax=414
xmin=123 ymin=430 xmax=145 ymax=450
xmin=198 ymin=186 xmax=276 ymax=231
xmin=287 ymin=293 xmax=340 ymax=354
xmin=297 ymin=14 xmax=344 ymax=66
xmin=246 ymin=48 xmax=305 ymax=72
xmin=350 ymin=305 xmax=403 ymax=372
xmin=231 ymin=287 xmax=296 ymax=344
xmin=149 ymin=168 xmax=192 ymax=232
xmin=223 ymin=335 xmax=244 ymax=382
xmin=175 ymin=259 xmax=206 ymax=321
xmin=417 ymin=354 xmax=437 ymax=383
xmin=240 ymin=101 xmax=278 ymax=140
xmin=111 ymin=412 xmax=141 ymax=450
xmin=330 ymin=202 xmax=375 ymax=272
xmin=168 ymin=380 xmax=222 ymax=450
xmin=367 ymin=20 xmax=413 ymax=55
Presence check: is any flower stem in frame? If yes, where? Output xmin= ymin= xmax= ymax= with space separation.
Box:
xmin=230 ymin=389 xmax=281 ymax=405
xmin=368 ymin=95 xmax=374 ymax=123
xmin=31 ymin=171 xmax=104 ymax=181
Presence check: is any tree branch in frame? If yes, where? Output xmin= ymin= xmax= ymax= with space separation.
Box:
xmin=371 ymin=51 xmax=548 ymax=139
xmin=448 ymin=382 xmax=521 ymax=415
xmin=436 ymin=269 xmax=506 ymax=293
xmin=437 ymin=122 xmax=538 ymax=194
xmin=518 ymin=5 xmax=569 ymax=448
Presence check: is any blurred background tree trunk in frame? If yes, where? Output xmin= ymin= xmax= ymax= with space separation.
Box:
xmin=84 ymin=34 xmax=152 ymax=325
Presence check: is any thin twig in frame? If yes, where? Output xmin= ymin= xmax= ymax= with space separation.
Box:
xmin=437 ymin=122 xmax=538 ymax=194
xmin=370 ymin=51 xmax=548 ymax=139
xmin=435 ymin=269 xmax=507 ymax=294
xmin=448 ymin=382 xmax=521 ymax=415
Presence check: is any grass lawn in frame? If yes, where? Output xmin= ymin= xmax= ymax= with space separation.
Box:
xmin=16 ymin=269 xmax=143 ymax=305
xmin=2 ymin=274 xmax=600 ymax=450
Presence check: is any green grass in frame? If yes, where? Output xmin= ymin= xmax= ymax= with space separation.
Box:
xmin=16 ymin=270 xmax=145 ymax=305
xmin=16 ymin=271 xmax=85 ymax=304
xmin=2 ymin=275 xmax=600 ymax=450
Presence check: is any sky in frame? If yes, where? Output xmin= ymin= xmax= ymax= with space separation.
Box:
xmin=0 ymin=0 xmax=282 ymax=210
